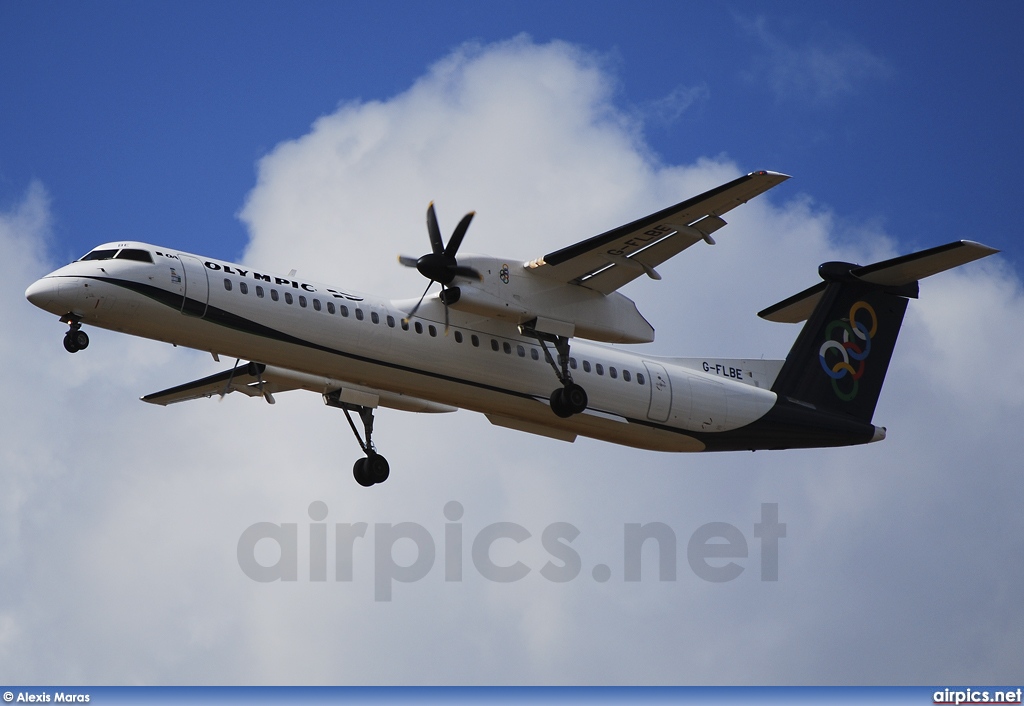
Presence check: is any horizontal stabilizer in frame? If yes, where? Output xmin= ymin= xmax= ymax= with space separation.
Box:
xmin=759 ymin=240 xmax=998 ymax=323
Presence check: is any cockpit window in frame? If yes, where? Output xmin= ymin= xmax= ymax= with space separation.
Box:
xmin=77 ymin=248 xmax=153 ymax=263
xmin=79 ymin=248 xmax=118 ymax=261
xmin=114 ymin=248 xmax=153 ymax=263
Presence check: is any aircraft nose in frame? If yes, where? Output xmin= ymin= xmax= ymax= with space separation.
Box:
xmin=25 ymin=277 xmax=59 ymax=309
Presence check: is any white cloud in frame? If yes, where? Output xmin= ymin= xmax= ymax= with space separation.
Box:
xmin=736 ymin=15 xmax=892 ymax=105
xmin=641 ymin=84 xmax=710 ymax=126
xmin=5 ymin=38 xmax=1024 ymax=684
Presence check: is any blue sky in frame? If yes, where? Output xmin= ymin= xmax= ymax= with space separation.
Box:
xmin=3 ymin=2 xmax=1021 ymax=267
xmin=3 ymin=2 xmax=1024 ymax=686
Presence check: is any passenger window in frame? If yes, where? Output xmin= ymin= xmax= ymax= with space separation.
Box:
xmin=355 ymin=308 xmax=364 ymax=321
xmin=428 ymin=325 xmax=437 ymax=337
xmin=340 ymin=305 xmax=349 ymax=317
xmin=491 ymin=339 xmax=499 ymax=351
xmin=371 ymin=312 xmax=379 ymax=324
xmin=415 ymin=322 xmax=423 ymax=334
xmin=299 ymin=295 xmax=307 ymax=308
xmin=327 ymin=301 xmax=335 ymax=314
xmin=223 ymin=278 xmax=232 ymax=291
xmin=271 ymin=289 xmax=279 ymax=301
xmin=401 ymin=319 xmax=409 ymax=331
xmin=623 ymin=370 xmax=631 ymax=382
xmin=596 ymin=364 xmax=604 ymax=376
xmin=387 ymin=315 xmax=395 ymax=328
xmin=454 ymin=331 xmax=463 ymax=343
xmin=531 ymin=348 xmax=539 ymax=361
xmin=471 ymin=335 xmax=479 ymax=347
xmin=610 ymin=367 xmax=617 ymax=379
xmin=517 ymin=344 xmax=525 ymax=357
xmin=503 ymin=342 xmax=512 ymax=354
xmin=569 ymin=357 xmax=577 ymax=369
xmin=583 ymin=361 xmax=591 ymax=373
xmin=256 ymin=286 xmax=264 ymax=298
xmin=285 ymin=292 xmax=293 ymax=305
xmin=313 ymin=299 xmax=321 ymax=311
xmin=240 ymin=282 xmax=248 ymax=294
xmin=637 ymin=373 xmax=645 ymax=385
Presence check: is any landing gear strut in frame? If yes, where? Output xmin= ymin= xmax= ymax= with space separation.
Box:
xmin=61 ymin=316 xmax=89 ymax=353
xmin=324 ymin=390 xmax=390 ymax=487
xmin=522 ymin=327 xmax=588 ymax=418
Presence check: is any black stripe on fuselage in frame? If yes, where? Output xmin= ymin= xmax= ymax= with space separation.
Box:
xmin=84 ymin=274 xmax=872 ymax=450
xmin=84 ymin=275 xmax=545 ymax=404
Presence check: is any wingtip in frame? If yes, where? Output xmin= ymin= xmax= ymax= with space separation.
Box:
xmin=958 ymin=239 xmax=1001 ymax=256
xmin=751 ymin=170 xmax=792 ymax=180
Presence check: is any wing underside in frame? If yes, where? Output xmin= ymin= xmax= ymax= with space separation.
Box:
xmin=142 ymin=361 xmax=457 ymax=413
xmin=526 ymin=171 xmax=790 ymax=294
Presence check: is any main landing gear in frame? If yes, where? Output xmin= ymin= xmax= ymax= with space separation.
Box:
xmin=324 ymin=390 xmax=390 ymax=487
xmin=522 ymin=329 xmax=588 ymax=419
xmin=61 ymin=316 xmax=89 ymax=353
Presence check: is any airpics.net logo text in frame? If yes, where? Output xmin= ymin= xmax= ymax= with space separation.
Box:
xmin=236 ymin=501 xmax=786 ymax=601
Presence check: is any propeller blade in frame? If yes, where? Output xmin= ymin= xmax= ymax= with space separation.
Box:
xmin=444 ymin=211 xmax=475 ymax=257
xmin=403 ymin=280 xmax=434 ymax=324
xmin=451 ymin=265 xmax=483 ymax=281
xmin=441 ymin=284 xmax=450 ymax=334
xmin=426 ymin=202 xmax=444 ymax=255
xmin=398 ymin=255 xmax=419 ymax=268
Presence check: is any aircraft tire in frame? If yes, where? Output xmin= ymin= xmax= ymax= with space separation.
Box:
xmin=367 ymin=453 xmax=390 ymax=484
xmin=73 ymin=330 xmax=90 ymax=350
xmin=564 ymin=383 xmax=588 ymax=414
xmin=353 ymin=457 xmax=375 ymax=487
xmin=549 ymin=388 xmax=573 ymax=418
xmin=63 ymin=333 xmax=79 ymax=353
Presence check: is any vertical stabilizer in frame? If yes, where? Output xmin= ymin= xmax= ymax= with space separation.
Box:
xmin=768 ymin=278 xmax=911 ymax=421
xmin=759 ymin=240 xmax=999 ymax=424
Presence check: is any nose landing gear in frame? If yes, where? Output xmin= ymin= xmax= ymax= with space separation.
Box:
xmin=61 ymin=317 xmax=89 ymax=353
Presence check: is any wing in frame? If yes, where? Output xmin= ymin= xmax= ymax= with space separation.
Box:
xmin=141 ymin=362 xmax=290 ymax=404
xmin=142 ymin=361 xmax=457 ymax=413
xmin=525 ymin=170 xmax=790 ymax=294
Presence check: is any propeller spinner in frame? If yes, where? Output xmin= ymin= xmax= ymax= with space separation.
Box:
xmin=398 ymin=203 xmax=481 ymax=329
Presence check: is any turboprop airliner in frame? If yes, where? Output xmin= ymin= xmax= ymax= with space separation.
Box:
xmin=25 ymin=171 xmax=998 ymax=486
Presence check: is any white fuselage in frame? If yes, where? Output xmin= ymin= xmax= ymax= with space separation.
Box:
xmin=26 ymin=242 xmax=785 ymax=452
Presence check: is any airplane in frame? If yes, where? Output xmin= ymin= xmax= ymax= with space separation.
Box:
xmin=25 ymin=171 xmax=998 ymax=486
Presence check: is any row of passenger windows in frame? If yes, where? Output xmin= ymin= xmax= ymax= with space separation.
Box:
xmin=221 ymin=277 xmax=646 ymax=385
xmin=224 ymin=277 xmax=396 ymax=325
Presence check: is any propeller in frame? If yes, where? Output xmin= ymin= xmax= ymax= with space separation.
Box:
xmin=398 ymin=203 xmax=481 ymax=331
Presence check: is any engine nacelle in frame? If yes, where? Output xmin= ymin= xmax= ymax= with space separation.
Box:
xmin=448 ymin=255 xmax=655 ymax=344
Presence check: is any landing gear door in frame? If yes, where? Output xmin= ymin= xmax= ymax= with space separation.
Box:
xmin=178 ymin=254 xmax=209 ymax=318
xmin=643 ymin=361 xmax=672 ymax=422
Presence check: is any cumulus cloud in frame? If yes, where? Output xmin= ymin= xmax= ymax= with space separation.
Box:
xmin=5 ymin=38 xmax=1023 ymax=685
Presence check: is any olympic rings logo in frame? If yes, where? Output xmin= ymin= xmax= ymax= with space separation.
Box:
xmin=818 ymin=301 xmax=878 ymax=401
xmin=499 ymin=264 xmax=510 ymax=284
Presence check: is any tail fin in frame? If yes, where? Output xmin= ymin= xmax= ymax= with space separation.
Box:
xmin=760 ymin=240 xmax=998 ymax=422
